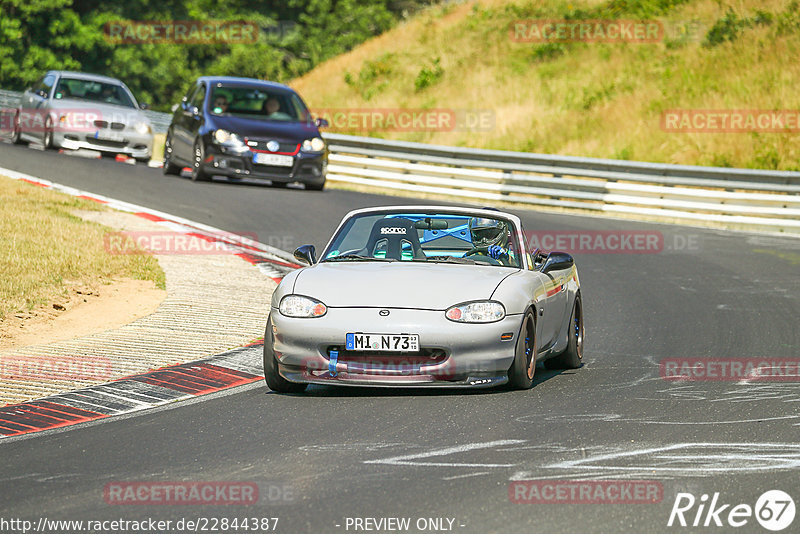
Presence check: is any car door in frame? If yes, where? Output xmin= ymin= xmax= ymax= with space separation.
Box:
xmin=175 ymin=82 xmax=205 ymax=161
xmin=19 ymin=74 xmax=55 ymax=141
xmin=519 ymin=223 xmax=567 ymax=351
xmin=171 ymin=83 xmax=197 ymax=162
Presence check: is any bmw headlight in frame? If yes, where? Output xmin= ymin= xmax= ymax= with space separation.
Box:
xmin=445 ymin=301 xmax=505 ymax=323
xmin=279 ymin=295 xmax=327 ymax=318
xmin=302 ymin=137 xmax=325 ymax=152
xmin=214 ymin=129 xmax=242 ymax=145
xmin=133 ymin=121 xmax=152 ymax=135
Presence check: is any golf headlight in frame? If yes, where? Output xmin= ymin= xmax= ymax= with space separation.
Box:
xmin=133 ymin=121 xmax=152 ymax=135
xmin=445 ymin=301 xmax=505 ymax=323
xmin=214 ymin=129 xmax=241 ymax=144
xmin=302 ymin=137 xmax=325 ymax=152
xmin=279 ymin=295 xmax=327 ymax=318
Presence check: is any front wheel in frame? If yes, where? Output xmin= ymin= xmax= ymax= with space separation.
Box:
xmin=508 ymin=311 xmax=536 ymax=389
xmin=162 ymin=132 xmax=181 ymax=175
xmin=43 ymin=117 xmax=54 ymax=149
xmin=10 ymin=112 xmax=24 ymax=145
xmin=263 ymin=318 xmax=307 ymax=393
xmin=545 ymin=293 xmax=584 ymax=370
xmin=191 ymin=139 xmax=210 ymax=182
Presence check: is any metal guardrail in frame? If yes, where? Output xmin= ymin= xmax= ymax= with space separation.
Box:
xmin=323 ymin=133 xmax=800 ymax=232
xmin=3 ymin=86 xmax=798 ymax=231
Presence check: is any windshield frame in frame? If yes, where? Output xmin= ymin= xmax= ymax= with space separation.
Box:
xmin=206 ymin=83 xmax=311 ymax=122
xmin=319 ymin=208 xmax=528 ymax=269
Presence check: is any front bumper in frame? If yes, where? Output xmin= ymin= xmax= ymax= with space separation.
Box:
xmin=270 ymin=307 xmax=520 ymax=387
xmin=55 ymin=131 xmax=153 ymax=160
xmin=202 ymin=144 xmax=326 ymax=185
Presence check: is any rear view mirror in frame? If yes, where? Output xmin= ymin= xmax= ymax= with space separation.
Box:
xmin=542 ymin=251 xmax=574 ymax=274
xmin=294 ymin=244 xmax=317 ymax=265
xmin=414 ymin=218 xmax=448 ymax=230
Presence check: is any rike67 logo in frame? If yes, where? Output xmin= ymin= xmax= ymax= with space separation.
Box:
xmin=668 ymin=490 xmax=795 ymax=531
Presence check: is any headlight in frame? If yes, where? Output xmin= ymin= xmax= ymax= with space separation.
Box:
xmin=279 ymin=295 xmax=327 ymax=318
xmin=214 ymin=129 xmax=241 ymax=144
xmin=302 ymin=137 xmax=325 ymax=152
xmin=133 ymin=121 xmax=152 ymax=135
xmin=445 ymin=301 xmax=505 ymax=323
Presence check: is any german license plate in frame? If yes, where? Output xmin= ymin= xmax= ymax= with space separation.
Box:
xmin=253 ymin=152 xmax=293 ymax=167
xmin=94 ymin=131 xmax=124 ymax=142
xmin=346 ymin=333 xmax=419 ymax=352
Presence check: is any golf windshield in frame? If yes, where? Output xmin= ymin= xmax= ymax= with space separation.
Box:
xmin=322 ymin=212 xmax=521 ymax=268
xmin=208 ymin=85 xmax=310 ymax=121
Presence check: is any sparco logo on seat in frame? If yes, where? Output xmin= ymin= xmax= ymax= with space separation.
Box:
xmin=380 ymin=227 xmax=407 ymax=234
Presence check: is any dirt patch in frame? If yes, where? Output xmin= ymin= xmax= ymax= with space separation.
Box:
xmin=0 ymin=279 xmax=165 ymax=350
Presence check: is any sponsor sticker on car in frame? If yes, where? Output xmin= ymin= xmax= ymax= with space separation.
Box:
xmin=346 ymin=333 xmax=419 ymax=352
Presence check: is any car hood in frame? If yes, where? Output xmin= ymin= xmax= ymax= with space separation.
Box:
xmin=48 ymin=100 xmax=147 ymax=125
xmin=209 ymin=115 xmax=319 ymax=141
xmin=293 ymin=262 xmax=516 ymax=309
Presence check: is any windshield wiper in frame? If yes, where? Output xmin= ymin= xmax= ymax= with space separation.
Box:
xmin=323 ymin=253 xmax=395 ymax=262
xmin=421 ymin=256 xmax=477 ymax=265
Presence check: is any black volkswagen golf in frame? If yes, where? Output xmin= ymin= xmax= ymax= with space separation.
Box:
xmin=164 ymin=76 xmax=328 ymax=190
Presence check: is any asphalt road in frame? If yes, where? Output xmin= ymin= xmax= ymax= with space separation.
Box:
xmin=1 ymin=141 xmax=799 ymax=533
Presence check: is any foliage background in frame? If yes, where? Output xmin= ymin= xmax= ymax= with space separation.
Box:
xmin=0 ymin=0 xmax=430 ymax=110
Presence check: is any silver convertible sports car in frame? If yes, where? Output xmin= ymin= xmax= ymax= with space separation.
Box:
xmin=264 ymin=206 xmax=584 ymax=392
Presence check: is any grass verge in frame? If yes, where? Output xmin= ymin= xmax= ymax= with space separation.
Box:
xmin=0 ymin=176 xmax=165 ymax=321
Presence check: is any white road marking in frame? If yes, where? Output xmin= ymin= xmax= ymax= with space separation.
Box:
xmin=364 ymin=439 xmax=526 ymax=468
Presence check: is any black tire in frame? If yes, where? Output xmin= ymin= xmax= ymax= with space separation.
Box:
xmin=508 ymin=311 xmax=536 ymax=389
xmin=263 ymin=317 xmax=307 ymax=393
xmin=162 ymin=132 xmax=181 ymax=175
xmin=190 ymin=139 xmax=210 ymax=182
xmin=43 ymin=117 xmax=54 ymax=149
xmin=305 ymin=179 xmax=325 ymax=191
xmin=10 ymin=112 xmax=24 ymax=145
xmin=545 ymin=293 xmax=584 ymax=370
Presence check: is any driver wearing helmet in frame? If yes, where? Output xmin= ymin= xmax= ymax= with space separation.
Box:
xmin=466 ymin=217 xmax=514 ymax=266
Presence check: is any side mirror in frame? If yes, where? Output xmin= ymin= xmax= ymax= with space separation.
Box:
xmin=35 ymin=90 xmax=48 ymax=99
xmin=139 ymin=102 xmax=149 ymax=110
xmin=293 ymin=244 xmax=317 ymax=265
xmin=315 ymin=117 xmax=329 ymax=128
xmin=541 ymin=251 xmax=574 ymax=274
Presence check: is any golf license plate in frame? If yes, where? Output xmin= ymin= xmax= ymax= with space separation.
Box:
xmin=346 ymin=333 xmax=419 ymax=352
xmin=253 ymin=152 xmax=294 ymax=167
